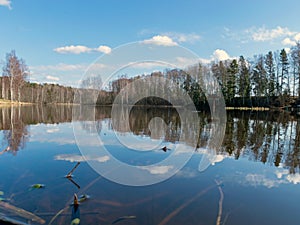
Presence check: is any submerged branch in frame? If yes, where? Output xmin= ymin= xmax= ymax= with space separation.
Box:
xmin=158 ymin=184 xmax=215 ymax=225
xmin=65 ymin=162 xmax=80 ymax=178
xmin=0 ymin=201 xmax=45 ymax=224
xmin=215 ymin=180 xmax=224 ymax=225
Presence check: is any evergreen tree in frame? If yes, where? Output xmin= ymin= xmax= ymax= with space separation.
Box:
xmin=238 ymin=56 xmax=251 ymax=105
xmin=265 ymin=51 xmax=276 ymax=97
xmin=279 ymin=49 xmax=289 ymax=95
xmin=252 ymin=55 xmax=267 ymax=97
xmin=226 ymin=59 xmax=238 ymax=105
xmin=291 ymin=43 xmax=300 ymax=97
xmin=212 ymin=61 xmax=227 ymax=99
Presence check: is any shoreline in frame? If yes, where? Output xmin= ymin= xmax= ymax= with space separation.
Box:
xmin=0 ymin=99 xmax=298 ymax=112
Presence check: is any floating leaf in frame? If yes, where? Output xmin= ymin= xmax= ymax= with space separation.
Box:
xmin=31 ymin=184 xmax=45 ymax=189
xmin=70 ymin=218 xmax=80 ymax=225
xmin=112 ymin=215 xmax=136 ymax=224
xmin=0 ymin=191 xmax=3 ymax=195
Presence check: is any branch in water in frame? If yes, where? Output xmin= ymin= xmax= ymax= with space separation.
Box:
xmin=65 ymin=162 xmax=80 ymax=178
xmin=215 ymin=180 xmax=224 ymax=225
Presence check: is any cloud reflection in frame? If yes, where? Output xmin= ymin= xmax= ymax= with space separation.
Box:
xmin=140 ymin=165 xmax=173 ymax=175
xmin=54 ymin=154 xmax=110 ymax=163
xmin=243 ymin=169 xmax=300 ymax=188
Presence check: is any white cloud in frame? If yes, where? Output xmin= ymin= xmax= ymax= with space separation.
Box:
xmin=96 ymin=45 xmax=111 ymax=54
xmin=212 ymin=49 xmax=231 ymax=61
xmin=282 ymin=32 xmax=300 ymax=46
xmin=225 ymin=26 xmax=300 ymax=47
xmin=177 ymin=49 xmax=234 ymax=64
xmin=54 ymin=45 xmax=92 ymax=54
xmin=54 ymin=44 xmax=111 ymax=54
xmin=164 ymin=32 xmax=201 ymax=43
xmin=0 ymin=0 xmax=12 ymax=9
xmin=249 ymin=26 xmax=294 ymax=42
xmin=142 ymin=35 xmax=178 ymax=46
xmin=282 ymin=37 xmax=296 ymax=46
xmin=275 ymin=169 xmax=289 ymax=179
xmin=46 ymin=128 xmax=60 ymax=133
xmin=286 ymin=174 xmax=300 ymax=184
xmin=54 ymin=154 xmax=110 ymax=163
xmin=294 ymin=33 xmax=300 ymax=41
xmin=284 ymin=47 xmax=291 ymax=54
xmin=210 ymin=154 xmax=226 ymax=165
xmin=44 ymin=63 xmax=86 ymax=71
xmin=140 ymin=165 xmax=173 ymax=175
xmin=176 ymin=168 xmax=198 ymax=178
xmin=244 ymin=169 xmax=300 ymax=188
xmin=46 ymin=75 xmax=60 ymax=81
xmin=32 ymin=63 xmax=107 ymax=72
xmin=128 ymin=61 xmax=167 ymax=69
xmin=245 ymin=173 xmax=286 ymax=188
xmin=245 ymin=26 xmax=300 ymax=47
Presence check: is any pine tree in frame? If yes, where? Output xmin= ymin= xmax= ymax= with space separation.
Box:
xmin=226 ymin=59 xmax=238 ymax=104
xmin=265 ymin=51 xmax=276 ymax=97
xmin=252 ymin=55 xmax=267 ymax=98
xmin=238 ymin=56 xmax=251 ymax=105
xmin=279 ymin=49 xmax=289 ymax=95
xmin=291 ymin=43 xmax=300 ymax=97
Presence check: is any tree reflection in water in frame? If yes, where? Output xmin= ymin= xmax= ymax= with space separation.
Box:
xmin=0 ymin=105 xmax=73 ymax=155
xmin=0 ymin=106 xmax=28 ymax=155
xmin=0 ymin=105 xmax=300 ymax=174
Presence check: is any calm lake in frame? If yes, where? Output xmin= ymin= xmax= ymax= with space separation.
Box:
xmin=0 ymin=105 xmax=299 ymax=225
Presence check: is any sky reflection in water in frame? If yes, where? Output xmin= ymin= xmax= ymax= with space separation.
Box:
xmin=0 ymin=105 xmax=299 ymax=225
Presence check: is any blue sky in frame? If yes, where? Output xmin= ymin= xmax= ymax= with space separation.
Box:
xmin=1 ymin=0 xmax=300 ymax=86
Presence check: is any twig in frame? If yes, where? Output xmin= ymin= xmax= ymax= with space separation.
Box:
xmin=0 ymin=214 xmax=29 ymax=225
xmin=0 ymin=201 xmax=45 ymax=224
xmin=222 ymin=212 xmax=230 ymax=225
xmin=222 ymin=204 xmax=242 ymax=225
xmin=49 ymin=175 xmax=102 ymax=225
xmin=158 ymin=184 xmax=215 ymax=225
xmin=215 ymin=180 xmax=224 ymax=225
xmin=0 ymin=146 xmax=10 ymax=155
xmin=67 ymin=177 xmax=80 ymax=189
xmin=65 ymin=162 xmax=80 ymax=178
xmin=112 ymin=215 xmax=136 ymax=224
xmin=37 ymin=211 xmax=100 ymax=217
xmin=48 ymin=207 xmax=68 ymax=225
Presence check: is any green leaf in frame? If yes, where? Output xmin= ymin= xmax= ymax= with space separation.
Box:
xmin=31 ymin=184 xmax=45 ymax=189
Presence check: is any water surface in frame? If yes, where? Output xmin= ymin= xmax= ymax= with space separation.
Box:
xmin=0 ymin=105 xmax=299 ymax=225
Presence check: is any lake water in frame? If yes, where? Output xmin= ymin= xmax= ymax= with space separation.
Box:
xmin=0 ymin=105 xmax=299 ymax=225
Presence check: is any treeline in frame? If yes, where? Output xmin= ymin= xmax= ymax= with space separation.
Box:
xmin=103 ymin=44 xmax=300 ymax=108
xmin=212 ymin=45 xmax=300 ymax=107
xmin=3 ymin=45 xmax=300 ymax=108
xmin=0 ymin=77 xmax=75 ymax=103
xmin=1 ymin=50 xmax=75 ymax=104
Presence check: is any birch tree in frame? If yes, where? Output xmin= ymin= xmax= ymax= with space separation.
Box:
xmin=2 ymin=50 xmax=29 ymax=102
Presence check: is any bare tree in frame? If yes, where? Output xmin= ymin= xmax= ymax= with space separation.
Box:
xmin=2 ymin=50 xmax=29 ymax=102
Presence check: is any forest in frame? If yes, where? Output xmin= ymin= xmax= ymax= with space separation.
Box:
xmin=2 ymin=45 xmax=300 ymax=109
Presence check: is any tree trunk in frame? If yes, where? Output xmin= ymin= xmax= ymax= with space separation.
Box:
xmin=10 ymin=77 xmax=14 ymax=101
xmin=2 ymin=78 xmax=5 ymax=99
